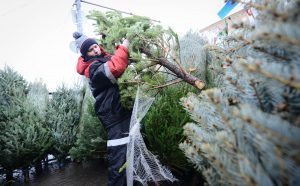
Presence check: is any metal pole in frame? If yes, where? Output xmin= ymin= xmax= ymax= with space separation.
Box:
xmin=75 ymin=0 xmax=83 ymax=33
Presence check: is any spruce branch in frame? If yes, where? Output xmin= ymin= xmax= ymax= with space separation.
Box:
xmin=225 ymin=36 xmax=252 ymax=55
xmin=254 ymin=32 xmax=300 ymax=46
xmin=182 ymin=125 xmax=240 ymax=185
xmin=274 ymin=146 xmax=288 ymax=185
xmin=252 ymin=45 xmax=291 ymax=61
xmin=232 ymin=108 xmax=300 ymax=148
xmin=240 ymin=60 xmax=300 ymax=89
xmin=249 ymin=79 xmax=265 ymax=111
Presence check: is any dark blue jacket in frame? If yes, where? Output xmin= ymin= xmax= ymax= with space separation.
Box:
xmin=76 ymin=45 xmax=131 ymax=140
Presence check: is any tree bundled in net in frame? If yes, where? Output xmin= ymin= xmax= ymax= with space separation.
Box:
xmin=126 ymin=87 xmax=177 ymax=186
xmin=179 ymin=0 xmax=300 ymax=185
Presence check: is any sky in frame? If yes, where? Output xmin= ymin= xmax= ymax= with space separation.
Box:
xmin=0 ymin=0 xmax=242 ymax=92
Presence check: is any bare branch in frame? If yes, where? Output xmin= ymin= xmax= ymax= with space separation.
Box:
xmin=148 ymin=78 xmax=183 ymax=90
xmin=140 ymin=47 xmax=205 ymax=90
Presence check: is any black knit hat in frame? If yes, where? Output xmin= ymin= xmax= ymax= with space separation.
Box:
xmin=73 ymin=32 xmax=98 ymax=56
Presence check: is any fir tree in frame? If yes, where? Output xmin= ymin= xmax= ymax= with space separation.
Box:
xmin=46 ymin=85 xmax=81 ymax=166
xmin=0 ymin=66 xmax=53 ymax=182
xmin=69 ymin=83 xmax=107 ymax=161
xmin=27 ymin=80 xmax=53 ymax=175
xmin=27 ymin=79 xmax=49 ymax=121
xmin=179 ymin=0 xmax=300 ymax=185
xmin=143 ymin=84 xmax=196 ymax=177
xmin=86 ymin=10 xmax=205 ymax=109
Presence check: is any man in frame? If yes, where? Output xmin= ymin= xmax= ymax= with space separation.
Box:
xmin=73 ymin=32 xmax=131 ymax=186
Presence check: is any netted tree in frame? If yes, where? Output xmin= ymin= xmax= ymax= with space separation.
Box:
xmin=179 ymin=0 xmax=300 ymax=185
xmin=0 ymin=66 xmax=53 ymax=183
xmin=46 ymin=85 xmax=81 ymax=166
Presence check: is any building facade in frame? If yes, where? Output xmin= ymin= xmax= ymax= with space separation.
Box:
xmin=199 ymin=9 xmax=256 ymax=44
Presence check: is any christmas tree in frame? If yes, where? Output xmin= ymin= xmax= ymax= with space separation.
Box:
xmin=179 ymin=0 xmax=300 ymax=185
xmin=0 ymin=66 xmax=53 ymax=182
xmin=46 ymin=85 xmax=81 ymax=166
xmin=69 ymin=81 xmax=107 ymax=161
xmin=86 ymin=10 xmax=205 ymax=109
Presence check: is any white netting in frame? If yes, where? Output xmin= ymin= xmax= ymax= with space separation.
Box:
xmin=126 ymin=87 xmax=178 ymax=186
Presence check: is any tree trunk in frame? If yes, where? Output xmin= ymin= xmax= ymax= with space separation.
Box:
xmin=22 ymin=168 xmax=30 ymax=183
xmin=139 ymin=47 xmax=205 ymax=90
xmin=5 ymin=169 xmax=13 ymax=182
xmin=34 ymin=161 xmax=43 ymax=176
xmin=43 ymin=156 xmax=49 ymax=171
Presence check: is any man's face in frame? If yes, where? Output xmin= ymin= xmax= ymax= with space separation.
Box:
xmin=87 ymin=44 xmax=101 ymax=57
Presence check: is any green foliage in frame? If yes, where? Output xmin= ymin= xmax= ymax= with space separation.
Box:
xmin=27 ymin=79 xmax=49 ymax=120
xmin=0 ymin=66 xmax=52 ymax=172
xmin=0 ymin=65 xmax=27 ymax=124
xmin=117 ymin=63 xmax=166 ymax=109
xmin=143 ymin=84 xmax=196 ymax=175
xmin=46 ymin=85 xmax=81 ymax=163
xmin=179 ymin=1 xmax=300 ymax=185
xmin=70 ymin=85 xmax=107 ymax=160
xmin=117 ymin=66 xmax=138 ymax=110
xmin=87 ymin=10 xmax=181 ymax=109
xmin=0 ymin=103 xmax=53 ymax=169
xmin=87 ymin=11 xmax=166 ymax=55
xmin=179 ymin=31 xmax=225 ymax=89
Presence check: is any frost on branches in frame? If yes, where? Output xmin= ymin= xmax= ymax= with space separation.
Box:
xmin=179 ymin=0 xmax=300 ymax=185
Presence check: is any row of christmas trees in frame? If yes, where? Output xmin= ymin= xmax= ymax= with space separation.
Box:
xmin=0 ymin=66 xmax=84 ymax=183
xmin=0 ymin=65 xmax=202 ymax=185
